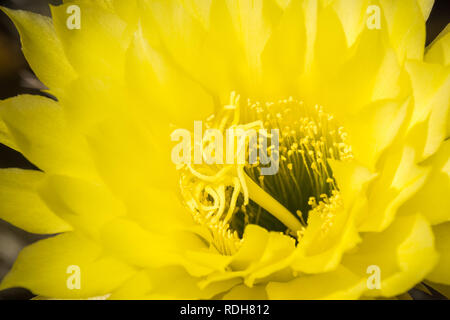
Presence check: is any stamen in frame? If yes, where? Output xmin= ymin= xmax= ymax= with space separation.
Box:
xmin=176 ymin=93 xmax=351 ymax=255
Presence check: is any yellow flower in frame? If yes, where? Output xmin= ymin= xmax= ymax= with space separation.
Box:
xmin=0 ymin=0 xmax=449 ymax=299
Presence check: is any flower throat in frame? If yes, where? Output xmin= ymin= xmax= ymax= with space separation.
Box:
xmin=177 ymin=93 xmax=352 ymax=254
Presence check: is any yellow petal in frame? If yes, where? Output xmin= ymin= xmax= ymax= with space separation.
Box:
xmin=1 ymin=7 xmax=76 ymax=95
xmin=110 ymin=266 xmax=239 ymax=299
xmin=267 ymin=266 xmax=366 ymax=299
xmin=50 ymin=2 xmax=128 ymax=78
xmin=124 ymin=187 xmax=196 ymax=233
xmin=222 ymin=284 xmax=268 ymax=299
xmin=184 ymin=250 xmax=234 ymax=275
xmin=0 ymin=232 xmax=135 ymax=298
xmin=0 ymin=169 xmax=71 ymax=234
xmin=329 ymin=159 xmax=375 ymax=209
xmin=107 ymin=270 xmax=152 ymax=299
xmin=425 ymin=23 xmax=450 ymax=66
xmin=201 ymin=225 xmax=296 ymax=288
xmin=292 ymin=204 xmax=361 ymax=274
xmin=125 ymin=24 xmax=214 ymax=130
xmin=330 ymin=31 xmax=400 ymax=114
xmin=360 ymin=146 xmax=428 ymax=232
xmin=261 ymin=0 xmax=308 ymax=98
xmin=343 ymin=98 xmax=411 ymax=170
xmin=100 ymin=218 xmax=184 ymax=269
xmin=0 ymin=114 xmax=17 ymax=151
xmin=301 ymin=2 xmax=403 ymax=115
xmin=85 ymin=115 xmax=177 ymax=195
xmin=332 ymin=0 xmax=369 ymax=48
xmin=57 ymin=75 xmax=128 ymax=132
xmin=242 ymin=230 xmax=296 ymax=286
xmin=314 ymin=0 xmax=349 ymax=73
xmin=179 ymin=0 xmax=213 ymax=30
xmin=343 ymin=213 xmax=438 ymax=298
xmin=379 ymin=0 xmax=426 ymax=63
xmin=426 ymin=222 xmax=450 ymax=284
xmin=405 ymin=60 xmax=450 ymax=159
xmin=289 ymin=161 xmax=373 ymax=274
xmin=416 ymin=0 xmax=434 ymax=21
xmin=224 ymin=0 xmax=282 ymax=86
xmin=406 ymin=61 xmax=450 ymax=127
xmin=110 ymin=0 xmax=139 ymax=26
xmin=230 ymin=225 xmax=269 ymax=271
xmin=100 ymin=218 xmax=209 ymax=273
xmin=400 ymin=140 xmax=450 ymax=225
xmin=39 ymin=175 xmax=126 ymax=240
xmin=140 ymin=0 xmax=257 ymax=100
xmin=140 ymin=0 xmax=213 ymax=91
xmin=300 ymin=1 xmax=348 ymax=107
xmin=0 ymin=95 xmax=100 ymax=180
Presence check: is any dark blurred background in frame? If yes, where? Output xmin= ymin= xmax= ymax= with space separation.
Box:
xmin=0 ymin=0 xmax=448 ymax=300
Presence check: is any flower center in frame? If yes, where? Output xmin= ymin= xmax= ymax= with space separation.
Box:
xmin=176 ymin=93 xmax=352 ymax=255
